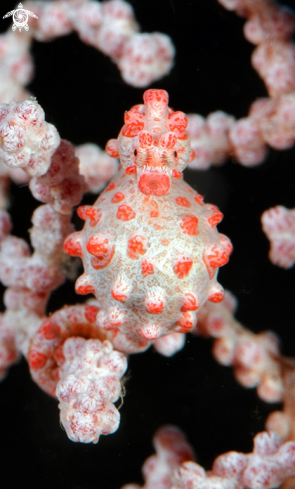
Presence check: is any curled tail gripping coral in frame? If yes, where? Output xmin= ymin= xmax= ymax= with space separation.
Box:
xmin=64 ymin=89 xmax=233 ymax=353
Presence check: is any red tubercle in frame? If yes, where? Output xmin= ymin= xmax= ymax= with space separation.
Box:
xmin=111 ymin=276 xmax=130 ymax=302
xmin=77 ymin=206 xmax=102 ymax=226
xmin=127 ymin=234 xmax=147 ymax=259
xmin=175 ymin=311 xmax=196 ymax=333
xmin=176 ymin=197 xmax=191 ymax=208
xmin=138 ymin=172 xmax=170 ymax=196
xmin=159 ymin=132 xmax=177 ymax=149
xmin=194 ymin=194 xmax=204 ymax=205
xmin=189 ymin=149 xmax=195 ymax=162
xmin=145 ymin=301 xmax=165 ymax=314
xmin=176 ymin=132 xmax=188 ymax=140
xmin=203 ymin=245 xmax=229 ymax=280
xmin=168 ymin=111 xmax=188 ymax=133
xmin=86 ymin=233 xmax=116 ymax=269
xmin=87 ymin=234 xmax=109 ymax=256
xmin=180 ymin=215 xmax=199 ymax=236
xmin=219 ymin=234 xmax=233 ymax=256
xmin=111 ymin=192 xmax=125 ymax=203
xmin=172 ymin=169 xmax=182 ymax=179
xmin=117 ymin=205 xmax=136 ymax=221
xmin=129 ymin=104 xmax=144 ymax=114
xmin=139 ymin=131 xmax=154 ymax=147
xmin=137 ymin=323 xmax=160 ymax=340
xmin=208 ymin=290 xmax=225 ymax=303
xmin=122 ymin=111 xmax=145 ymax=137
xmin=64 ymin=232 xmax=82 ymax=257
xmin=75 ymin=274 xmax=96 ymax=295
xmin=141 ymin=259 xmax=154 ymax=277
xmin=76 ymin=283 xmax=96 ymax=295
xmin=143 ymin=89 xmax=169 ymax=111
xmin=105 ymin=182 xmax=116 ymax=192
xmin=181 ymin=292 xmax=199 ymax=312
xmin=111 ymin=290 xmax=127 ymax=302
xmin=207 ymin=209 xmax=224 ymax=228
xmin=125 ymin=165 xmax=137 ymax=175
xmin=105 ymin=138 xmax=119 ymax=158
xmin=77 ymin=206 xmax=88 ymax=221
xmin=173 ymin=256 xmax=193 ymax=279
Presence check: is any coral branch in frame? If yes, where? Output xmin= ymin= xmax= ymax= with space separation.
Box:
xmin=261 ymin=206 xmax=295 ymax=269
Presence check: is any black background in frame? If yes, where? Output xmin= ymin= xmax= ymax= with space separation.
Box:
xmin=1 ymin=0 xmax=295 ymax=488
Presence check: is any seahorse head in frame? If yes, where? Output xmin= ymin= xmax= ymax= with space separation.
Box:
xmin=106 ymin=89 xmax=195 ymax=196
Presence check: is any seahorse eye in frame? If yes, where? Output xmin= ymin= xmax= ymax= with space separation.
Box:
xmin=134 ymin=149 xmax=137 ymax=156
xmin=174 ymin=151 xmax=177 ymax=158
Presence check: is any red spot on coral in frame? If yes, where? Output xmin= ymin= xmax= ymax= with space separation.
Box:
xmin=141 ymin=259 xmax=154 ymax=276
xmin=176 ymin=197 xmax=191 ymax=207
xmin=127 ymin=235 xmax=147 ymax=259
xmin=203 ymin=245 xmax=229 ymax=279
xmin=105 ymin=182 xmax=115 ymax=192
xmin=85 ymin=305 xmax=99 ymax=323
xmin=64 ymin=233 xmax=82 ymax=257
xmin=194 ymin=194 xmax=204 ymax=205
xmin=138 ymin=172 xmax=170 ymax=196
xmin=125 ymin=165 xmax=137 ymax=175
xmin=117 ymin=205 xmax=136 ymax=221
xmin=29 ymin=350 xmax=47 ymax=370
xmin=161 ymin=239 xmax=170 ymax=246
xmin=181 ymin=293 xmax=199 ymax=312
xmin=111 ymin=192 xmax=125 ymax=203
xmin=172 ymin=169 xmax=182 ymax=179
xmin=173 ymin=255 xmax=193 ymax=279
xmin=180 ymin=215 xmax=199 ymax=235
xmin=40 ymin=319 xmax=60 ymax=340
xmin=87 ymin=234 xmax=115 ymax=269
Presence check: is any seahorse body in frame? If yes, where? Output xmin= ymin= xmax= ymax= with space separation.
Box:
xmin=65 ymin=90 xmax=232 ymax=353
